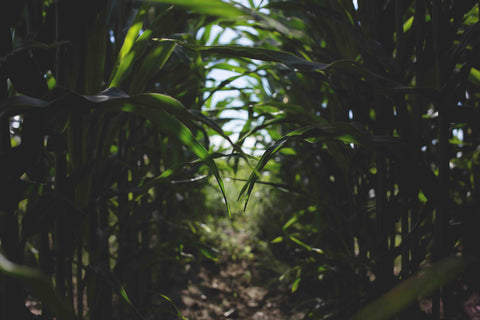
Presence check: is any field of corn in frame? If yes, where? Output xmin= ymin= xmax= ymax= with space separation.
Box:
xmin=1 ymin=0 xmax=480 ymax=319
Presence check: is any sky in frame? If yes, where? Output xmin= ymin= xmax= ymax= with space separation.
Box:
xmin=201 ymin=0 xmax=270 ymax=155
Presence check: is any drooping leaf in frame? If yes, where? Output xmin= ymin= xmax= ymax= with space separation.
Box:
xmin=348 ymin=256 xmax=466 ymax=320
xmin=0 ymin=96 xmax=48 ymax=118
xmin=237 ymin=123 xmax=365 ymax=210
xmin=237 ymin=134 xmax=298 ymax=210
xmin=159 ymin=294 xmax=189 ymax=320
xmin=289 ymin=235 xmax=312 ymax=251
xmin=112 ymin=103 xmax=230 ymax=216
xmin=134 ymin=163 xmax=182 ymax=198
xmin=291 ymin=277 xmax=301 ymax=293
xmin=96 ymin=90 xmax=232 ymax=216
xmin=156 ymin=39 xmax=330 ymax=72
xmin=282 ymin=216 xmax=298 ymax=230
xmin=1 ymin=87 xmax=232 ymax=216
xmin=110 ymin=6 xmax=176 ymax=88
xmin=240 ymin=5 xmax=305 ymax=38
xmin=129 ymin=41 xmax=176 ymax=93
xmin=144 ymin=0 xmax=246 ymax=18
xmin=118 ymin=286 xmax=144 ymax=320
xmin=0 ymin=252 xmax=77 ymax=320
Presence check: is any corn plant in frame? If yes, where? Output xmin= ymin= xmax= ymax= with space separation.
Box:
xmin=0 ymin=1 xmax=236 ymax=319
xmin=152 ymin=0 xmax=480 ymax=319
xmin=3 ymin=0 xmax=480 ymax=319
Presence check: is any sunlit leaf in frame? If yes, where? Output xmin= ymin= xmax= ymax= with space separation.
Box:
xmin=289 ymin=235 xmax=312 ymax=251
xmin=291 ymin=277 xmax=301 ymax=293
xmin=110 ymin=6 xmax=175 ymax=87
xmin=117 ymin=7 xmax=147 ymax=63
xmin=271 ymin=236 xmax=283 ymax=243
xmin=469 ymin=67 xmax=480 ymax=86
xmin=282 ymin=216 xmax=298 ymax=230
xmin=403 ymin=16 xmax=414 ymax=32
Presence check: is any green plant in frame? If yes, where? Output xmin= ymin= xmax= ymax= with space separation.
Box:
xmin=152 ymin=0 xmax=480 ymax=319
xmin=0 ymin=1 xmax=235 ymax=319
xmin=3 ymin=1 xmax=480 ymax=319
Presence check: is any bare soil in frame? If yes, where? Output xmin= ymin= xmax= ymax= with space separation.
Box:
xmin=177 ymin=258 xmax=304 ymax=320
xmin=170 ymin=225 xmax=307 ymax=320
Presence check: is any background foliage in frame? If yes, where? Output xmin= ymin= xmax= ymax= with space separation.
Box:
xmin=1 ymin=1 xmax=480 ymax=320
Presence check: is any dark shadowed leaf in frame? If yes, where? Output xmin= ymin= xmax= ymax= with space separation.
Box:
xmin=144 ymin=0 xmax=245 ymax=17
xmin=0 ymin=252 xmax=77 ymax=319
xmin=1 ymin=87 xmax=231 ymax=217
xmin=238 ymin=122 xmax=365 ymax=209
xmin=156 ymin=39 xmax=330 ymax=72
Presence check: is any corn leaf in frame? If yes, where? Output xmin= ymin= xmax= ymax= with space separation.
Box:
xmin=145 ymin=0 xmax=245 ymax=18
xmin=156 ymin=39 xmax=330 ymax=72
xmin=0 ymin=252 xmax=77 ymax=320
xmin=1 ymin=87 xmax=232 ymax=216
xmin=348 ymin=256 xmax=466 ymax=320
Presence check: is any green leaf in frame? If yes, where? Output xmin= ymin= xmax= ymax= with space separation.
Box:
xmin=0 ymin=252 xmax=77 ymax=319
xmin=106 ymin=93 xmax=232 ymax=218
xmin=110 ymin=6 xmax=175 ymax=87
xmin=254 ymin=101 xmax=309 ymax=115
xmin=159 ymin=294 xmax=189 ymax=320
xmin=279 ymin=147 xmax=297 ymax=155
xmin=403 ymin=16 xmax=414 ymax=32
xmin=207 ymin=62 xmax=251 ymax=73
xmin=348 ymin=256 xmax=465 ymax=320
xmin=189 ymin=109 xmax=251 ymax=162
xmin=89 ymin=90 xmax=230 ymax=216
xmin=119 ymin=286 xmax=144 ymax=320
xmin=238 ymin=122 xmax=365 ymax=210
xmin=238 ymin=134 xmax=298 ymax=210
xmin=117 ymin=7 xmax=147 ymax=63
xmin=270 ymin=236 xmax=283 ymax=243
xmin=291 ymin=278 xmax=301 ymax=293
xmin=156 ymin=39 xmax=330 ymax=72
xmin=1 ymin=87 xmax=231 ymax=217
xmin=282 ymin=216 xmax=298 ymax=230
xmin=289 ymin=235 xmax=312 ymax=251
xmin=0 ymin=96 xmax=48 ymax=118
xmin=464 ymin=4 xmax=479 ymax=26
xmin=469 ymin=67 xmax=480 ymax=86
xmin=417 ymin=191 xmax=428 ymax=204
xmin=134 ymin=163 xmax=182 ymax=199
xmin=199 ymin=247 xmax=219 ymax=260
xmin=145 ymin=0 xmax=246 ymax=17
xmin=129 ymin=41 xmax=176 ymax=93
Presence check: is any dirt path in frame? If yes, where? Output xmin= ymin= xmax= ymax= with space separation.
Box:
xmin=175 ymin=223 xmax=306 ymax=320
